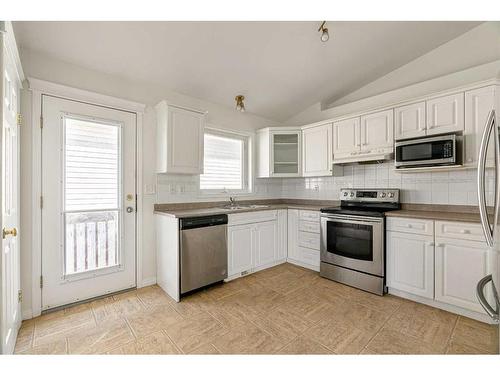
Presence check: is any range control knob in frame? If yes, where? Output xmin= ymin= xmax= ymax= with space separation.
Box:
xmin=388 ymin=192 xmax=395 ymax=198
xmin=343 ymin=192 xmax=348 ymax=196
xmin=350 ymin=192 xmax=355 ymax=197
xmin=380 ymin=192 xmax=386 ymax=198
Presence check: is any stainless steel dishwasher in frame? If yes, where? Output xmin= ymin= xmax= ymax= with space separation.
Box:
xmin=179 ymin=214 xmax=228 ymax=294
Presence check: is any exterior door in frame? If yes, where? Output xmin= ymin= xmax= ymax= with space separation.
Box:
xmin=1 ymin=43 xmax=21 ymax=354
xmin=41 ymin=95 xmax=137 ymax=310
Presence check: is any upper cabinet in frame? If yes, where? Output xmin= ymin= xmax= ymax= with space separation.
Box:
xmin=333 ymin=117 xmax=359 ymax=159
xmin=257 ymin=128 xmax=301 ymax=177
xmin=395 ymin=93 xmax=465 ymax=141
xmin=394 ymin=101 xmax=426 ymax=140
xmin=333 ymin=109 xmax=393 ymax=163
xmin=426 ymin=93 xmax=465 ymax=135
xmin=155 ymin=101 xmax=206 ymax=174
xmin=302 ymin=123 xmax=333 ymax=177
xmin=360 ymin=109 xmax=394 ymax=151
xmin=464 ymin=86 xmax=497 ymax=167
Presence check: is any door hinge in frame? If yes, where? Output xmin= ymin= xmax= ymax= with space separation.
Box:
xmin=40 ymin=276 xmax=43 ymax=289
xmin=18 ymin=290 xmax=22 ymax=303
xmin=17 ymin=113 xmax=22 ymax=126
xmin=40 ymin=196 xmax=43 ymax=209
xmin=40 ymin=115 xmax=43 ymax=129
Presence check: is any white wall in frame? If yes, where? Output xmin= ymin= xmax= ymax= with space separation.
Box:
xmin=18 ymin=48 xmax=282 ymax=317
xmin=285 ymin=22 xmax=500 ymax=126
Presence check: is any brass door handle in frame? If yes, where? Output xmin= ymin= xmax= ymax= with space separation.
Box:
xmin=2 ymin=227 xmax=17 ymax=239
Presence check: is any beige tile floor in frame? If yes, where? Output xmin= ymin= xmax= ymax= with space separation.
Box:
xmin=14 ymin=263 xmax=499 ymax=355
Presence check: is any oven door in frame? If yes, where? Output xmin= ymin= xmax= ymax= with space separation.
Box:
xmin=320 ymin=214 xmax=384 ymax=276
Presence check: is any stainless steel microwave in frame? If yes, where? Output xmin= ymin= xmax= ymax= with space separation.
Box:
xmin=395 ymin=134 xmax=462 ymax=169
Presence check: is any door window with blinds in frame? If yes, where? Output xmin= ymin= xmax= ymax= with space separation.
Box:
xmin=62 ymin=115 xmax=122 ymax=276
xmin=199 ymin=129 xmax=251 ymax=193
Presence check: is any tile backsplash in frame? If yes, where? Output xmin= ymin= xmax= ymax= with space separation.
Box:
xmin=282 ymin=162 xmax=494 ymax=206
xmin=156 ymin=173 xmax=283 ymax=203
xmin=156 ymin=162 xmax=494 ymax=206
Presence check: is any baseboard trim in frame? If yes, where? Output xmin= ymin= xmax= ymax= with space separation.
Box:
xmin=286 ymin=258 xmax=320 ymax=272
xmin=22 ymin=308 xmax=33 ymax=321
xmin=140 ymin=277 xmax=157 ymax=288
xmin=388 ymin=287 xmax=494 ymax=324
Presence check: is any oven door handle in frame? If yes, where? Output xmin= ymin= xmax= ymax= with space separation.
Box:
xmin=321 ymin=214 xmax=383 ymax=224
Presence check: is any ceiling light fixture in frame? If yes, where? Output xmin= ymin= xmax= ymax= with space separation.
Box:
xmin=318 ymin=21 xmax=329 ymax=42
xmin=235 ymin=95 xmax=245 ymax=112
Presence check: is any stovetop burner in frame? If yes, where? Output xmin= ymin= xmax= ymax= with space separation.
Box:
xmin=321 ymin=188 xmax=401 ymax=217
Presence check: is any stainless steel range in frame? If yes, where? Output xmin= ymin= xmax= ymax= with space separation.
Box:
xmin=320 ymin=188 xmax=400 ymax=295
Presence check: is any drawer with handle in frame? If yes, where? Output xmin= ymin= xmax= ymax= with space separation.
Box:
xmin=386 ymin=217 xmax=434 ymax=236
xmin=299 ymin=210 xmax=320 ymax=221
xmin=298 ymin=220 xmax=320 ymax=234
xmin=298 ymin=246 xmax=320 ymax=268
xmin=298 ymin=230 xmax=320 ymax=250
xmin=435 ymin=220 xmax=486 ymax=242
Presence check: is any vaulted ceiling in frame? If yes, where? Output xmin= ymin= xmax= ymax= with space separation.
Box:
xmin=13 ymin=21 xmax=481 ymax=121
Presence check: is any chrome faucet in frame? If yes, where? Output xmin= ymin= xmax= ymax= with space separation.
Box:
xmin=229 ymin=196 xmax=236 ymax=207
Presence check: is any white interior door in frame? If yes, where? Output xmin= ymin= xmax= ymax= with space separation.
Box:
xmin=41 ymin=95 xmax=137 ymax=310
xmin=1 ymin=44 xmax=21 ymax=354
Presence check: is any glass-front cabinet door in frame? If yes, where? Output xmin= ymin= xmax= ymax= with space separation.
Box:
xmin=271 ymin=131 xmax=301 ymax=177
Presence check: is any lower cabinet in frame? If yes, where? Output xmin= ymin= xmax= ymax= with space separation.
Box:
xmin=435 ymin=237 xmax=491 ymax=313
xmin=227 ymin=210 xmax=285 ymax=279
xmin=287 ymin=209 xmax=320 ymax=271
xmin=227 ymin=223 xmax=255 ymax=276
xmin=386 ymin=231 xmax=435 ymax=299
xmin=387 ymin=218 xmax=495 ymax=321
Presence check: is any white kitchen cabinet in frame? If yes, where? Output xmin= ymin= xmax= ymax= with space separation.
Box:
xmin=434 ymin=237 xmax=492 ymax=313
xmin=464 ymin=86 xmax=497 ymax=167
xmin=227 ymin=224 xmax=254 ymax=276
xmin=257 ymin=127 xmax=301 ymax=177
xmin=394 ymin=101 xmax=426 ymax=140
xmin=287 ymin=209 xmax=320 ymax=271
xmin=426 ymin=93 xmax=464 ymax=136
xmin=287 ymin=209 xmax=299 ymax=262
xmin=227 ymin=210 xmax=283 ymax=278
xmin=302 ymin=123 xmax=333 ymax=177
xmin=155 ymin=101 xmax=206 ymax=174
xmin=254 ymin=220 xmax=279 ymax=268
xmin=360 ymin=109 xmax=394 ymax=151
xmin=387 ymin=231 xmax=435 ymax=299
xmin=277 ymin=209 xmax=288 ymax=261
xmin=333 ymin=116 xmax=360 ymax=159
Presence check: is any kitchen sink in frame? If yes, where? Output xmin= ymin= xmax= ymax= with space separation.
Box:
xmin=220 ymin=204 xmax=270 ymax=211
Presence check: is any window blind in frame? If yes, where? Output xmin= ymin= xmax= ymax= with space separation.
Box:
xmin=200 ymin=133 xmax=244 ymax=190
xmin=64 ymin=117 xmax=120 ymax=211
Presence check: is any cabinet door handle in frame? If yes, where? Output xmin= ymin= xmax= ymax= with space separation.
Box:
xmin=460 ymin=229 xmax=470 ymax=234
xmin=435 ymin=243 xmax=443 ymax=247
xmin=406 ymin=224 xmax=412 ymax=228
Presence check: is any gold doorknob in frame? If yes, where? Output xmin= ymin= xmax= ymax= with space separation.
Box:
xmin=2 ymin=228 xmax=17 ymax=239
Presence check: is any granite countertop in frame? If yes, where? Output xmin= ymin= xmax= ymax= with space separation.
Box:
xmin=154 ymin=200 xmax=491 ymax=223
xmin=154 ymin=199 xmax=338 ymax=218
xmin=385 ymin=203 xmax=493 ymax=223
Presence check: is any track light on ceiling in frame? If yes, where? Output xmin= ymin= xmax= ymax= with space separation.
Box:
xmin=318 ymin=21 xmax=329 ymax=42
xmin=235 ymin=95 xmax=245 ymax=112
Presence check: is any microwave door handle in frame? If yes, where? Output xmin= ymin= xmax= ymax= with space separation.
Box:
xmin=478 ymin=110 xmax=496 ymax=246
